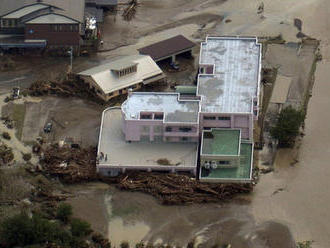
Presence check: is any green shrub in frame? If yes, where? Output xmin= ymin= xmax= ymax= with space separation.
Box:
xmin=70 ymin=218 xmax=92 ymax=237
xmin=56 ymin=203 xmax=72 ymax=223
xmin=23 ymin=153 xmax=32 ymax=161
xmin=0 ymin=213 xmax=34 ymax=247
xmin=2 ymin=132 xmax=11 ymax=140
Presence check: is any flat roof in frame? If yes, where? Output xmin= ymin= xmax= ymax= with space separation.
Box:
xmin=197 ymin=37 xmax=261 ymax=113
xmin=122 ymin=92 xmax=200 ymax=123
xmin=2 ymin=3 xmax=50 ymax=19
xmin=25 ymin=13 xmax=79 ymax=24
xmin=138 ymin=35 xmax=196 ymax=61
xmin=270 ymin=75 xmax=292 ymax=104
xmin=200 ymin=142 xmax=253 ymax=180
xmin=201 ymin=129 xmax=240 ymax=156
xmin=98 ymin=108 xmax=198 ymax=168
xmin=78 ymin=55 xmax=164 ymax=94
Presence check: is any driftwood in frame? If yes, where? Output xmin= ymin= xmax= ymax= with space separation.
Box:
xmin=102 ymin=172 xmax=253 ymax=205
xmin=122 ymin=0 xmax=138 ymax=21
xmin=41 ymin=145 xmax=98 ymax=183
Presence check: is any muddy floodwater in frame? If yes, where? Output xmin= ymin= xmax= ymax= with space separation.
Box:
xmin=68 ymin=183 xmax=296 ymax=248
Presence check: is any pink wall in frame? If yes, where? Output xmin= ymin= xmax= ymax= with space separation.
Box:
xmin=199 ymin=113 xmax=253 ymax=140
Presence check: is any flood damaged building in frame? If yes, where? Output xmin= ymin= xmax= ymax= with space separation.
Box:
xmin=97 ymin=36 xmax=262 ymax=183
xmin=78 ymin=55 xmax=165 ymax=101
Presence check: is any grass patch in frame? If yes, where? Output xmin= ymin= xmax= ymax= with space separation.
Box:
xmin=12 ymin=104 xmax=26 ymax=141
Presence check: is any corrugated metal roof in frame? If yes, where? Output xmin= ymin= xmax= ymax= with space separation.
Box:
xmin=270 ymin=75 xmax=291 ymax=104
xmin=25 ymin=13 xmax=79 ymax=24
xmin=138 ymin=35 xmax=196 ymax=61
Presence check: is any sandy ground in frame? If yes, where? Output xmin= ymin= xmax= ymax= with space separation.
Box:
xmin=21 ymin=97 xmax=103 ymax=147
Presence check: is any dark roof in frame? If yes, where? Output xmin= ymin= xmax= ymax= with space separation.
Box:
xmin=138 ymin=35 xmax=196 ymax=61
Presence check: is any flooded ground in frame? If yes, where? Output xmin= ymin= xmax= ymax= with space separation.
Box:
xmin=2 ymin=0 xmax=330 ymax=247
xmin=68 ymin=183 xmax=296 ymax=247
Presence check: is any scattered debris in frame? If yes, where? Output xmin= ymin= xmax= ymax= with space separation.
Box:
xmin=156 ymin=158 xmax=172 ymax=165
xmin=103 ymin=172 xmax=254 ymax=205
xmin=122 ymin=0 xmax=138 ymax=21
xmin=260 ymin=167 xmax=274 ymax=174
xmin=40 ymin=145 xmax=97 ymax=183
xmin=294 ymin=18 xmax=303 ymax=31
xmin=257 ymin=2 xmax=264 ymax=14
xmin=28 ymin=77 xmax=104 ymax=104
xmin=296 ymin=240 xmax=314 ymax=248
xmin=272 ymin=187 xmax=286 ymax=195
xmin=225 ymin=19 xmax=232 ymax=23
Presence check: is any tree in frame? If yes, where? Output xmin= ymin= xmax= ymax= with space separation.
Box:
xmin=270 ymin=106 xmax=305 ymax=147
xmin=56 ymin=203 xmax=73 ymax=223
xmin=70 ymin=218 xmax=92 ymax=237
xmin=0 ymin=213 xmax=34 ymax=247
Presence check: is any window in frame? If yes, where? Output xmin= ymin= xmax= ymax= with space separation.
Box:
xmin=200 ymin=67 xmax=205 ymax=73
xmin=179 ymin=127 xmax=192 ymax=132
xmin=53 ymin=25 xmax=58 ymax=31
xmin=254 ymin=110 xmax=258 ymax=116
xmin=218 ymin=116 xmax=231 ymax=121
xmin=70 ymin=25 xmax=73 ymax=31
xmin=218 ymin=161 xmax=230 ymax=165
xmin=59 ymin=25 xmax=62 ymax=31
xmin=141 ymin=114 xmax=152 ymax=119
xmin=204 ymin=116 xmax=216 ymax=120
xmin=181 ymin=137 xmax=188 ymax=142
xmin=154 ymin=114 xmax=164 ymax=120
xmin=165 ymin=127 xmax=172 ymax=132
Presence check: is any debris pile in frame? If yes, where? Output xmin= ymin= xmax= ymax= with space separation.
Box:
xmin=122 ymin=0 xmax=138 ymax=21
xmin=41 ymin=145 xmax=97 ymax=183
xmin=110 ymin=172 xmax=253 ymax=205
xmin=28 ymin=78 xmax=103 ymax=104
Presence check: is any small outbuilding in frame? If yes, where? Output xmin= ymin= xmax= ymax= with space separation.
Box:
xmin=138 ymin=35 xmax=196 ymax=63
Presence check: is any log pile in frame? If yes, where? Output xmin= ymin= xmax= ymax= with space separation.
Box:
xmin=111 ymin=172 xmax=253 ymax=205
xmin=28 ymin=78 xmax=104 ymax=104
xmin=122 ymin=0 xmax=138 ymax=21
xmin=41 ymin=145 xmax=97 ymax=183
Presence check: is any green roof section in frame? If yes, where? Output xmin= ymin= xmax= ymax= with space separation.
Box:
xmin=201 ymin=129 xmax=240 ymax=156
xmin=175 ymin=86 xmax=197 ymax=95
xmin=200 ymin=142 xmax=253 ymax=181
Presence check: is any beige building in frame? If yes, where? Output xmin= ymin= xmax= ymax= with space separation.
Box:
xmin=78 ymin=55 xmax=165 ymax=101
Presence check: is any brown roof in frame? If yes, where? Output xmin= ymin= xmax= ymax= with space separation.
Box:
xmin=138 ymin=35 xmax=195 ymax=61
